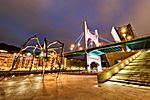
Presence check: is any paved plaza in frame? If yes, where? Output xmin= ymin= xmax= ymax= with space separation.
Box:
xmin=0 ymin=73 xmax=150 ymax=100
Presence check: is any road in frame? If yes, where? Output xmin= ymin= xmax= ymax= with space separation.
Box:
xmin=0 ymin=73 xmax=150 ymax=100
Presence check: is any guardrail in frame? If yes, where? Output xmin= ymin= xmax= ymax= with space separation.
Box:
xmin=97 ymin=51 xmax=142 ymax=83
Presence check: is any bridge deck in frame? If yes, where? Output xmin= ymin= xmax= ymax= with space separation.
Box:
xmin=65 ymin=35 xmax=150 ymax=58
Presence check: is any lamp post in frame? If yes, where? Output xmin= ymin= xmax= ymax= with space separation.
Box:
xmin=79 ymin=47 xmax=83 ymax=50
xmin=70 ymin=44 xmax=75 ymax=51
xmin=121 ymin=27 xmax=127 ymax=41
xmin=127 ymin=35 xmax=132 ymax=40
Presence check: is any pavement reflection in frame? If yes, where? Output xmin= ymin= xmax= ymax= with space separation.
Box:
xmin=0 ymin=73 xmax=150 ymax=100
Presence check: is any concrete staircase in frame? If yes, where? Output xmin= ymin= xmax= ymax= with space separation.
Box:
xmin=109 ymin=52 xmax=150 ymax=86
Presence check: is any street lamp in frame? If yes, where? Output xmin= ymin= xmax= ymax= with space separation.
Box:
xmin=71 ymin=44 xmax=75 ymax=48
xmin=77 ymin=43 xmax=81 ymax=46
xmin=122 ymin=33 xmax=126 ymax=37
xmin=70 ymin=43 xmax=83 ymax=51
xmin=127 ymin=35 xmax=132 ymax=40
xmin=70 ymin=47 xmax=73 ymax=51
xmin=70 ymin=44 xmax=75 ymax=51
xmin=120 ymin=27 xmax=127 ymax=41
xmin=26 ymin=52 xmax=31 ymax=56
xmin=121 ymin=27 xmax=127 ymax=33
xmin=79 ymin=47 xmax=83 ymax=50
xmin=99 ymin=42 xmax=103 ymax=46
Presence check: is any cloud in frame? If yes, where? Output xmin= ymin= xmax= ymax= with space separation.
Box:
xmin=117 ymin=0 xmax=150 ymax=36
xmin=0 ymin=0 xmax=150 ymax=51
xmin=131 ymin=0 xmax=150 ymax=35
xmin=97 ymin=0 xmax=123 ymax=23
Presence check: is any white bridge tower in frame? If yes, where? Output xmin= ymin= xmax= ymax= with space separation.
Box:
xmin=83 ymin=21 xmax=102 ymax=72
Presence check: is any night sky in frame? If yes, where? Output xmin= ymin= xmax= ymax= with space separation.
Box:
xmin=0 ymin=0 xmax=150 ymax=51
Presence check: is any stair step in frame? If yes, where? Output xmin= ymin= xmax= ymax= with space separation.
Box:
xmin=109 ymin=79 xmax=150 ymax=87
xmin=108 ymin=52 xmax=150 ymax=87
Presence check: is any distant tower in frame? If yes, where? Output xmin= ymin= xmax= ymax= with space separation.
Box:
xmin=111 ymin=24 xmax=135 ymax=42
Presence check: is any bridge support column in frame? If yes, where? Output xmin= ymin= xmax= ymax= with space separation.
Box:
xmin=121 ymin=44 xmax=127 ymax=52
xmin=121 ymin=44 xmax=131 ymax=52
xmin=86 ymin=53 xmax=103 ymax=72
xmin=86 ymin=53 xmax=91 ymax=72
xmin=97 ymin=59 xmax=103 ymax=72
xmin=126 ymin=45 xmax=131 ymax=51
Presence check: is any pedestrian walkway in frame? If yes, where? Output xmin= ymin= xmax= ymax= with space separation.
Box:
xmin=109 ymin=52 xmax=150 ymax=86
xmin=0 ymin=73 xmax=150 ymax=100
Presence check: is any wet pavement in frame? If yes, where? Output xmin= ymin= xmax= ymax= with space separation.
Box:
xmin=0 ymin=73 xmax=150 ymax=100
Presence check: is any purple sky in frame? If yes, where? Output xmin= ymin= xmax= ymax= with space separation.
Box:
xmin=0 ymin=0 xmax=150 ymax=51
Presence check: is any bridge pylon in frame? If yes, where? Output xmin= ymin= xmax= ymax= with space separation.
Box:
xmin=83 ymin=21 xmax=102 ymax=72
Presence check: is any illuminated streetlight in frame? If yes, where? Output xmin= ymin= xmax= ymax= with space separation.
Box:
xmin=79 ymin=47 xmax=83 ymax=50
xmin=70 ymin=47 xmax=73 ymax=51
xmin=70 ymin=44 xmax=75 ymax=51
xmin=71 ymin=44 xmax=75 ymax=48
xmin=99 ymin=42 xmax=103 ymax=46
xmin=77 ymin=43 xmax=81 ymax=46
xmin=122 ymin=33 xmax=126 ymax=37
xmin=12 ymin=75 xmax=15 ymax=77
xmin=40 ymin=52 xmax=44 ymax=57
xmin=14 ymin=53 xmax=17 ymax=56
xmin=121 ymin=27 xmax=127 ymax=33
xmin=127 ymin=35 xmax=132 ymax=40
xmin=26 ymin=52 xmax=31 ymax=56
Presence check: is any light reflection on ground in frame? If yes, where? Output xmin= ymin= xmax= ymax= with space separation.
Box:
xmin=0 ymin=74 xmax=150 ymax=100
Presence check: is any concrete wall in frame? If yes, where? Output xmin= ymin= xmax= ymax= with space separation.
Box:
xmin=106 ymin=52 xmax=137 ymax=66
